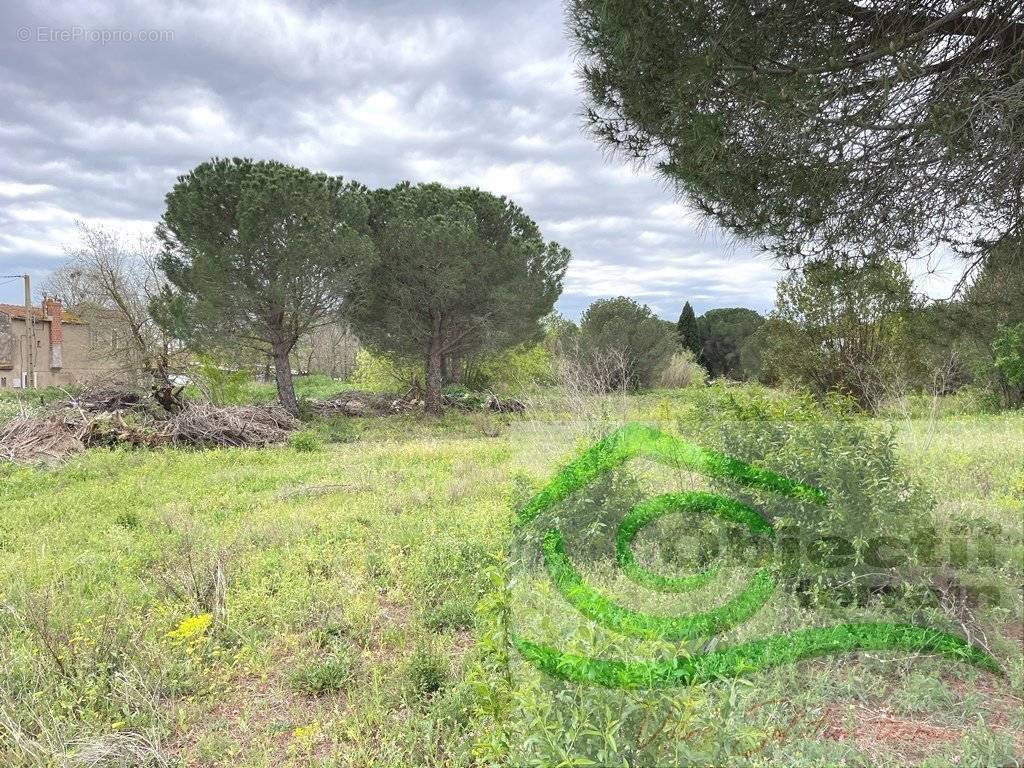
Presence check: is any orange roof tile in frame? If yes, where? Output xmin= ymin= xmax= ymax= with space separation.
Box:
xmin=0 ymin=303 xmax=87 ymax=324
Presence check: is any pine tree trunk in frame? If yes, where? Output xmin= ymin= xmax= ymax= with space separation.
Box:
xmin=425 ymin=314 xmax=444 ymax=414
xmin=273 ymin=343 xmax=298 ymax=416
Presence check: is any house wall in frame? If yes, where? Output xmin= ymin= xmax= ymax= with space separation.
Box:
xmin=0 ymin=315 xmax=39 ymax=388
xmin=60 ymin=323 xmax=124 ymax=385
xmin=0 ymin=314 xmax=121 ymax=389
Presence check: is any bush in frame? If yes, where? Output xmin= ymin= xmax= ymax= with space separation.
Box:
xmin=467 ymin=343 xmax=556 ymax=393
xmin=684 ymin=388 xmax=935 ymax=601
xmin=405 ymin=643 xmax=450 ymax=699
xmin=657 ymin=350 xmax=707 ymax=389
xmin=290 ymin=648 xmax=353 ymax=695
xmin=442 ymin=385 xmax=487 ymax=409
xmin=350 ymin=348 xmax=420 ymax=392
xmin=192 ymin=356 xmax=252 ymax=405
xmin=288 ymin=430 xmax=323 ymax=453
xmin=993 ymin=322 xmax=1024 ymax=402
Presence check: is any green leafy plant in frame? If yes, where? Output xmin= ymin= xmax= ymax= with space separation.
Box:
xmin=290 ymin=648 xmax=353 ymax=695
xmin=288 ymin=430 xmax=323 ymax=453
xmin=993 ymin=323 xmax=1024 ymax=389
xmin=192 ymin=355 xmax=252 ymax=406
xmin=405 ymin=643 xmax=451 ymax=699
xmin=511 ymin=423 xmax=1000 ymax=689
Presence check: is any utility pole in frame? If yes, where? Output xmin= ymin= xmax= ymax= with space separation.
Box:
xmin=23 ymin=273 xmax=34 ymax=388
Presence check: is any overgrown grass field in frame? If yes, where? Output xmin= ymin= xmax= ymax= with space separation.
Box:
xmin=1 ymin=386 xmax=1022 ymax=766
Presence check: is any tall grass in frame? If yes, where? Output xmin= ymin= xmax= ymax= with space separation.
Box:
xmin=0 ymin=386 xmax=1021 ymax=766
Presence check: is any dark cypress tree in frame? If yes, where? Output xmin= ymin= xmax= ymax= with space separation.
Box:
xmin=676 ymin=301 xmax=701 ymax=358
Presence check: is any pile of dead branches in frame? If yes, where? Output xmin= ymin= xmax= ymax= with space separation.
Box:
xmin=0 ymin=404 xmax=296 ymax=464
xmin=310 ymin=390 xmax=526 ymax=416
xmin=0 ymin=383 xmax=525 ymax=464
xmin=482 ymin=394 xmax=526 ymax=413
xmin=65 ymin=387 xmax=146 ymax=414
xmin=308 ymin=391 xmax=417 ymax=417
xmin=83 ymin=412 xmax=171 ymax=448
xmin=440 ymin=390 xmax=527 ymax=413
xmin=168 ymin=405 xmax=296 ymax=448
xmin=0 ymin=415 xmax=86 ymax=463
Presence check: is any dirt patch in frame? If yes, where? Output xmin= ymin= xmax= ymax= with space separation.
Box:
xmin=821 ymin=703 xmax=963 ymax=762
xmin=821 ymin=695 xmax=1024 ymax=764
xmin=166 ymin=650 xmax=346 ymax=764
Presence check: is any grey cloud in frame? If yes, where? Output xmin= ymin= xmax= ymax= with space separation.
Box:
xmin=0 ymin=0 xmax=777 ymax=317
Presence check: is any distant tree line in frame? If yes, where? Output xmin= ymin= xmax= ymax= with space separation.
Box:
xmin=665 ymin=255 xmax=1024 ymax=412
xmin=44 ymin=161 xmax=1022 ymax=416
xmin=561 ymin=252 xmax=1024 ymax=413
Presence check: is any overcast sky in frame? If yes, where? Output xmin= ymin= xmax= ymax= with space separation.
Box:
xmin=1 ymin=1 xmax=956 ymax=317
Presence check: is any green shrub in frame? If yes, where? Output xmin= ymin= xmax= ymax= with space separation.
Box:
xmin=993 ymin=322 xmax=1024 ymax=388
xmin=290 ymin=648 xmax=353 ymax=695
xmin=350 ymin=348 xmax=419 ymax=392
xmin=468 ymin=343 xmax=556 ymax=393
xmin=423 ymin=598 xmax=475 ymax=632
xmin=442 ymin=385 xmax=487 ymax=409
xmin=684 ymin=388 xmax=935 ymax=600
xmin=657 ymin=350 xmax=707 ymax=389
xmin=405 ymin=643 xmax=450 ymax=698
xmin=288 ymin=430 xmax=323 ymax=453
xmin=192 ymin=356 xmax=252 ymax=405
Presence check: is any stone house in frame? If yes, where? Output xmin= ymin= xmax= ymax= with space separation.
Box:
xmin=0 ymin=298 xmax=120 ymax=389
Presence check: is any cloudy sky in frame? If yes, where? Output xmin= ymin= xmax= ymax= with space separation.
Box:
xmin=0 ymin=0 xmax=952 ymax=318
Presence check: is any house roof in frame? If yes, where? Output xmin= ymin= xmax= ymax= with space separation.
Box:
xmin=0 ymin=303 xmax=88 ymax=324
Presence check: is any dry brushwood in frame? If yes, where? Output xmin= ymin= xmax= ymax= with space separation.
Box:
xmin=309 ymin=391 xmax=416 ymax=416
xmin=0 ymin=415 xmax=85 ymax=463
xmin=168 ymin=404 xmax=296 ymax=447
xmin=310 ymin=390 xmax=525 ymax=416
xmin=64 ymin=387 xmax=146 ymax=413
xmin=81 ymin=411 xmax=171 ymax=448
xmin=0 ymin=387 xmax=520 ymax=464
xmin=484 ymin=394 xmax=526 ymax=413
xmin=0 ymin=403 xmax=297 ymax=463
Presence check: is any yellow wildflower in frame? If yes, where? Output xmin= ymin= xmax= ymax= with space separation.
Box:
xmin=166 ymin=613 xmax=213 ymax=641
